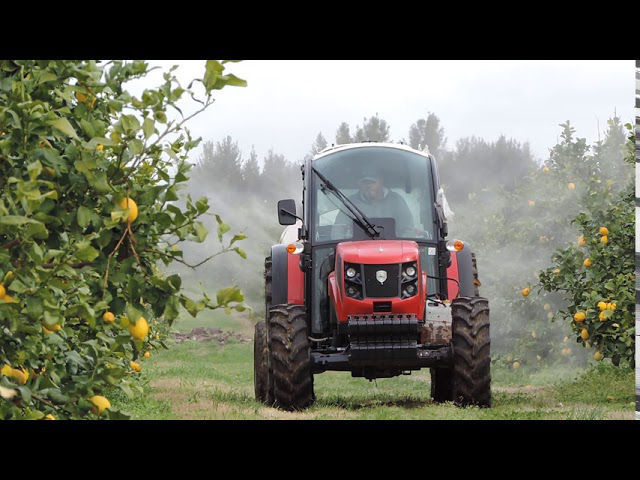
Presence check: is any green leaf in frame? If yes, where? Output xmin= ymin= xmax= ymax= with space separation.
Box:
xmin=75 ymin=243 xmax=99 ymax=262
xmin=233 ymin=247 xmax=247 ymax=259
xmin=203 ymin=60 xmax=224 ymax=92
xmin=216 ymin=287 xmax=243 ymax=306
xmin=49 ymin=117 xmax=79 ymax=140
xmin=193 ymin=222 xmax=208 ymax=242
xmin=217 ymin=221 xmax=230 ymax=242
xmin=143 ymin=117 xmax=155 ymax=139
xmin=77 ymin=206 xmax=91 ymax=228
xmin=230 ymin=233 xmax=247 ymax=245
xmin=128 ymin=138 xmax=144 ymax=156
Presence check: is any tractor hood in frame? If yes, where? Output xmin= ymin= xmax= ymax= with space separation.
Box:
xmin=336 ymin=240 xmax=419 ymax=264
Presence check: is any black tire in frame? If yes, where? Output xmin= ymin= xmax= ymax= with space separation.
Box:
xmin=254 ymin=321 xmax=274 ymax=405
xmin=451 ymin=296 xmax=491 ymax=407
xmin=430 ymin=367 xmax=453 ymax=403
xmin=268 ymin=304 xmax=314 ymax=411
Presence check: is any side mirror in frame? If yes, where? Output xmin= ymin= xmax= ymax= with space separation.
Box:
xmin=277 ymin=199 xmax=298 ymax=225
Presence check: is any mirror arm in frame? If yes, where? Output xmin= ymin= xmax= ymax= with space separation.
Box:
xmin=280 ymin=208 xmax=303 ymax=222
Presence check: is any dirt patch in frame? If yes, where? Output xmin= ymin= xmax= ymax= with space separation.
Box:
xmin=173 ymin=327 xmax=251 ymax=345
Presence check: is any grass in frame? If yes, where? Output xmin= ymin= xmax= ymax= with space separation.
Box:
xmin=110 ymin=333 xmax=635 ymax=420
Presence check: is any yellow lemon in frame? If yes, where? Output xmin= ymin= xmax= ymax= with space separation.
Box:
xmin=44 ymin=414 xmax=56 ymax=420
xmin=512 ymin=361 xmax=520 ymax=369
xmin=594 ymin=351 xmax=603 ymax=361
xmin=568 ymin=182 xmax=576 ymax=191
xmin=577 ymin=235 xmax=586 ymax=247
xmin=75 ymin=91 xmax=88 ymax=103
xmin=143 ymin=351 xmax=150 ymax=359
xmin=89 ymin=395 xmax=111 ymax=415
xmin=600 ymin=235 xmax=608 ymax=245
xmin=42 ymin=326 xmax=53 ymax=334
xmin=609 ymin=303 xmax=616 ymax=311
xmin=119 ymin=197 xmax=138 ymax=223
xmin=552 ymin=268 xmax=561 ymax=274
xmin=2 ymin=295 xmax=16 ymax=303
xmin=599 ymin=311 xmax=607 ymax=321
xmin=521 ymin=288 xmax=530 ymax=297
xmin=583 ymin=258 xmax=591 ymax=267
xmin=1 ymin=365 xmax=13 ymax=376
xmin=128 ymin=316 xmax=149 ymax=340
xmin=580 ymin=329 xmax=589 ymax=341
xmin=48 ymin=324 xmax=61 ymax=331
xmin=129 ymin=361 xmax=141 ymax=372
xmin=0 ymin=284 xmax=5 ymax=298
xmin=599 ymin=227 xmax=608 ymax=236
xmin=96 ymin=144 xmax=104 ymax=152
xmin=597 ymin=301 xmax=607 ymax=311
xmin=103 ymin=311 xmax=115 ymax=323
xmin=573 ymin=312 xmax=586 ymax=322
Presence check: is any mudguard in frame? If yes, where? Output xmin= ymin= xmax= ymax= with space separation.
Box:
xmin=446 ymin=245 xmax=476 ymax=299
xmin=270 ymin=244 xmax=304 ymax=306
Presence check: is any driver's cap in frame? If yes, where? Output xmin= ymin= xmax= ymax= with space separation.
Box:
xmin=359 ymin=166 xmax=381 ymax=183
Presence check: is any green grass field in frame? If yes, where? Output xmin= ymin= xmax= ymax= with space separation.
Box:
xmin=109 ymin=311 xmax=635 ymax=420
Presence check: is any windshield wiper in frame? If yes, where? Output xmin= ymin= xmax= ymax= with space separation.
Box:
xmin=312 ymin=167 xmax=380 ymax=239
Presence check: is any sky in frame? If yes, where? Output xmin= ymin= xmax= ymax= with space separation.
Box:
xmin=127 ymin=60 xmax=634 ymax=166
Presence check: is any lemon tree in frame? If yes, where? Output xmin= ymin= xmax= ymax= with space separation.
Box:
xmin=0 ymin=60 xmax=248 ymax=419
xmin=448 ymin=119 xmax=632 ymax=369
xmin=538 ymin=130 xmax=635 ymax=366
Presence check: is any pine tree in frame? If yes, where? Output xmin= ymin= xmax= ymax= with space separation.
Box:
xmin=353 ymin=114 xmax=390 ymax=142
xmin=335 ymin=122 xmax=352 ymax=144
xmin=409 ymin=113 xmax=446 ymax=155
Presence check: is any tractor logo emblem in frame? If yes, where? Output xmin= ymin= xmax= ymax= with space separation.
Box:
xmin=376 ymin=270 xmax=387 ymax=284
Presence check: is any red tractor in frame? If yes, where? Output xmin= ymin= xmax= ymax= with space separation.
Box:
xmin=254 ymin=143 xmax=490 ymax=410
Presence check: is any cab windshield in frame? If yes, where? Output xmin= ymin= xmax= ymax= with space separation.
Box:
xmin=312 ymin=146 xmax=436 ymax=244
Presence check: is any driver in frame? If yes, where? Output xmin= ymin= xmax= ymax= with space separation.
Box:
xmin=335 ymin=166 xmax=415 ymax=237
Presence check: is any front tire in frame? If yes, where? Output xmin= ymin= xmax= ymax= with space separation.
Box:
xmin=451 ymin=296 xmax=491 ymax=407
xmin=268 ymin=304 xmax=314 ymax=411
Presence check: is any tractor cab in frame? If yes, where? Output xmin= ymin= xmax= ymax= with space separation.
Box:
xmin=255 ymin=143 xmax=491 ymax=411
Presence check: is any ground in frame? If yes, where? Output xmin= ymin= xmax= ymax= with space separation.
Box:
xmin=110 ymin=310 xmax=635 ymax=420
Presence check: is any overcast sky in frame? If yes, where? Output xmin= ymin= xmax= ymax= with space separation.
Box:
xmin=129 ymin=60 xmax=633 ymax=166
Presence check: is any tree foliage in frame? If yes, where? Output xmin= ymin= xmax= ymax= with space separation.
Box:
xmin=0 ymin=60 xmax=248 ymax=419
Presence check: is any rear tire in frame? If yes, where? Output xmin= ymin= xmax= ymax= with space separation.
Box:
xmin=254 ymin=321 xmax=274 ymax=405
xmin=264 ymin=256 xmax=272 ymax=321
xmin=451 ymin=296 xmax=491 ymax=407
xmin=268 ymin=304 xmax=314 ymax=411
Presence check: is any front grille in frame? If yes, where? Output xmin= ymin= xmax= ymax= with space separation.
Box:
xmin=363 ymin=264 xmax=399 ymax=298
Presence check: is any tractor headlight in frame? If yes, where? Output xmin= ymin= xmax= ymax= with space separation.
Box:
xmin=402 ymin=261 xmax=417 ymax=280
xmin=405 ymin=266 xmax=416 ymax=277
xmin=346 ymin=267 xmax=356 ymax=278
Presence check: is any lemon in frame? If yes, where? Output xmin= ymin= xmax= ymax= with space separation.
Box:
xmin=0 ymin=284 xmax=5 ymax=298
xmin=103 ymin=311 xmax=115 ymax=323
xmin=609 ymin=303 xmax=616 ymax=311
xmin=44 ymin=414 xmax=56 ymax=420
xmin=597 ymin=301 xmax=607 ymax=311
xmin=143 ymin=351 xmax=150 ymax=359
xmin=128 ymin=316 xmax=149 ymax=340
xmin=2 ymin=295 xmax=16 ymax=303
xmin=594 ymin=351 xmax=603 ymax=361
xmin=568 ymin=182 xmax=576 ymax=191
xmin=599 ymin=311 xmax=607 ymax=321
xmin=573 ymin=312 xmax=586 ymax=322
xmin=1 ymin=365 xmax=12 ymax=376
xmin=512 ymin=361 xmax=520 ymax=369
xmin=577 ymin=235 xmax=586 ymax=247
xmin=96 ymin=144 xmax=104 ymax=152
xmin=599 ymin=227 xmax=608 ymax=236
xmin=48 ymin=324 xmax=61 ymax=331
xmin=89 ymin=395 xmax=111 ymax=415
xmin=75 ymin=91 xmax=88 ymax=103
xmin=583 ymin=258 xmax=591 ymax=267
xmin=552 ymin=268 xmax=561 ymax=274
xmin=600 ymin=235 xmax=608 ymax=245
xmin=580 ymin=329 xmax=589 ymax=341
xmin=43 ymin=326 xmax=53 ymax=334
xmin=119 ymin=197 xmax=138 ymax=223
xmin=3 ymin=366 xmax=29 ymax=385
xmin=521 ymin=288 xmax=530 ymax=297
xmin=129 ymin=361 xmax=141 ymax=372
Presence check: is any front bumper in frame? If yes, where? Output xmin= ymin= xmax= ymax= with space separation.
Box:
xmin=312 ymin=313 xmax=452 ymax=375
